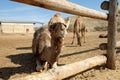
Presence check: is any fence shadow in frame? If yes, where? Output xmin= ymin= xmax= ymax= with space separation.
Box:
xmin=60 ymin=47 xmax=99 ymax=58
xmin=0 ymin=53 xmax=35 ymax=80
xmin=16 ymin=47 xmax=32 ymax=50
xmin=117 ymin=49 xmax=120 ymax=53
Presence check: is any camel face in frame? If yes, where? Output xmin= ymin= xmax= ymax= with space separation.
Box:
xmin=48 ymin=13 xmax=70 ymax=36
xmin=50 ymin=22 xmax=67 ymax=38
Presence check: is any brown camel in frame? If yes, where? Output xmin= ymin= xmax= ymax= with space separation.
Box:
xmin=71 ymin=16 xmax=86 ymax=46
xmin=32 ymin=22 xmax=68 ymax=72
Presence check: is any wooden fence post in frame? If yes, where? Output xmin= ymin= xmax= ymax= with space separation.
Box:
xmin=106 ymin=0 xmax=118 ymax=69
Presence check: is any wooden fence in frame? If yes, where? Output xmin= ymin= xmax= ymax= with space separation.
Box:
xmin=10 ymin=0 xmax=120 ymax=79
xmin=10 ymin=55 xmax=107 ymax=80
xmin=12 ymin=0 xmax=107 ymax=20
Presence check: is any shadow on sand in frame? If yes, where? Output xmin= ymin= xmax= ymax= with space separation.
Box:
xmin=16 ymin=47 xmax=31 ymax=50
xmin=0 ymin=47 xmax=108 ymax=80
xmin=0 ymin=53 xmax=36 ymax=80
xmin=60 ymin=47 xmax=100 ymax=58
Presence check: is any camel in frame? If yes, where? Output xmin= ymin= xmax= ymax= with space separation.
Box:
xmin=71 ymin=16 xmax=86 ymax=46
xmin=32 ymin=22 xmax=68 ymax=72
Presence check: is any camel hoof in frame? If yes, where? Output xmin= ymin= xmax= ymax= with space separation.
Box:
xmin=77 ymin=43 xmax=81 ymax=46
xmin=52 ymin=62 xmax=58 ymax=69
xmin=62 ymin=45 xmax=65 ymax=47
xmin=36 ymin=66 xmax=43 ymax=72
xmin=71 ymin=42 xmax=73 ymax=45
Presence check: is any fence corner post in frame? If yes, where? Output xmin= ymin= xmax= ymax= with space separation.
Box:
xmin=106 ymin=0 xmax=118 ymax=70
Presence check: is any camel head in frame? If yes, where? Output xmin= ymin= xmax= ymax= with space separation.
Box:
xmin=49 ymin=22 xmax=67 ymax=38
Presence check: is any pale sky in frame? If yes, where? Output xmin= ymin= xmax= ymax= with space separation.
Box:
xmin=0 ymin=0 xmax=120 ymax=26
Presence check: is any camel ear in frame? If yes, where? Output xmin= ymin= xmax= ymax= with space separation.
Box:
xmin=65 ymin=18 xmax=70 ymax=29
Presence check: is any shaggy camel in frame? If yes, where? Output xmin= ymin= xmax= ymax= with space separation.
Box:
xmin=71 ymin=16 xmax=86 ymax=46
xmin=32 ymin=22 xmax=68 ymax=72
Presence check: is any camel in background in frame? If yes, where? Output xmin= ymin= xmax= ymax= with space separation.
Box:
xmin=71 ymin=16 xmax=86 ymax=46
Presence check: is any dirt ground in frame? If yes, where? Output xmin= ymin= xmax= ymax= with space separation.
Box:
xmin=0 ymin=32 xmax=120 ymax=80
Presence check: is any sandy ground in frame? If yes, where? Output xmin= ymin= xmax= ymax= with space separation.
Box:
xmin=0 ymin=32 xmax=120 ymax=80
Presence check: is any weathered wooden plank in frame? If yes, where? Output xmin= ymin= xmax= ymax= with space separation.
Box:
xmin=101 ymin=1 xmax=120 ymax=14
xmin=11 ymin=0 xmax=107 ymax=20
xmin=107 ymin=0 xmax=118 ymax=70
xmin=118 ymin=6 xmax=120 ymax=14
xmin=10 ymin=55 xmax=107 ymax=80
xmin=99 ymin=41 xmax=120 ymax=50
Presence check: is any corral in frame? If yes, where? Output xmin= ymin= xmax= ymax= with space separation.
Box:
xmin=0 ymin=0 xmax=120 ymax=80
xmin=0 ymin=32 xmax=120 ymax=80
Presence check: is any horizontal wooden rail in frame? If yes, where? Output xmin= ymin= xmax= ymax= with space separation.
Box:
xmin=118 ymin=6 xmax=120 ymax=14
xmin=10 ymin=55 xmax=107 ymax=80
xmin=11 ymin=0 xmax=108 ymax=20
xmin=99 ymin=41 xmax=120 ymax=50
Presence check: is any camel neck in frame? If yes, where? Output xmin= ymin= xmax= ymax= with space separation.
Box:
xmin=49 ymin=37 xmax=63 ymax=64
xmin=51 ymin=37 xmax=62 ymax=52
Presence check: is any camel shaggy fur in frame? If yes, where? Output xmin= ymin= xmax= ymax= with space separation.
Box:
xmin=32 ymin=22 xmax=68 ymax=72
xmin=71 ymin=16 xmax=86 ymax=46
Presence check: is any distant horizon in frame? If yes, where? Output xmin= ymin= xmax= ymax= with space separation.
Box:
xmin=0 ymin=0 xmax=120 ymax=27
